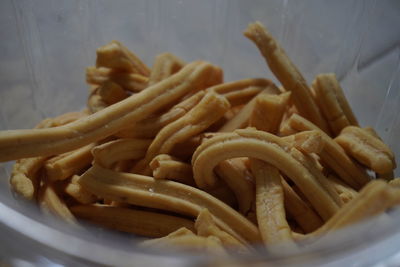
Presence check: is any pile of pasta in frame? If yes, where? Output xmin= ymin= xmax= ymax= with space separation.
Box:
xmin=3 ymin=21 xmax=398 ymax=254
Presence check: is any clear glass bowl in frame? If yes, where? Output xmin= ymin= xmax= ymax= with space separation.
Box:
xmin=1 ymin=0 xmax=399 ymax=265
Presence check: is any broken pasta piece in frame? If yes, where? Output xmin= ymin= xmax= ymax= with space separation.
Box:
xmin=44 ymin=143 xmax=95 ymax=181
xmin=335 ymin=126 xmax=396 ymax=175
xmin=96 ymin=40 xmax=150 ymax=76
xmin=312 ymin=73 xmax=358 ymax=135
xmin=65 ymin=175 xmax=98 ymax=204
xmin=244 ymin=21 xmax=330 ymax=134
xmin=149 ymin=154 xmax=195 ymax=185
xmin=249 ymin=91 xmax=291 ymax=134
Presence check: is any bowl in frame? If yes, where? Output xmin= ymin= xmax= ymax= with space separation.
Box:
xmin=1 ymin=0 xmax=399 ymax=266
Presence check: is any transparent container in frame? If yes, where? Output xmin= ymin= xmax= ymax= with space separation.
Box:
xmin=0 ymin=0 xmax=399 ymax=266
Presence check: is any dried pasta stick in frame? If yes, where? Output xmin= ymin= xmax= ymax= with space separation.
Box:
xmin=71 ymin=205 xmax=195 ymax=237
xmin=96 ymin=40 xmax=150 ymax=76
xmin=311 ymin=180 xmax=400 ymax=236
xmin=92 ymin=138 xmax=152 ymax=168
xmin=39 ymin=182 xmax=77 ymax=225
xmin=0 ymin=61 xmax=221 ymax=162
xmin=312 ymin=73 xmax=358 ymax=135
xmin=79 ymin=164 xmax=260 ymax=243
xmin=335 ymin=126 xmax=396 ymax=175
xmin=287 ymin=114 xmax=370 ymax=189
xmin=215 ymin=158 xmax=254 ymax=214
xmin=116 ymin=91 xmax=205 ymax=139
xmin=148 ymin=52 xmax=185 ymax=85
xmin=44 ymin=143 xmax=95 ymax=181
xmin=65 ymin=175 xmax=97 ymax=204
xmin=250 ymin=159 xmax=295 ymax=246
xmin=218 ymin=84 xmax=280 ymax=132
xmin=244 ymin=22 xmax=330 ymax=134
xmin=149 ymin=154 xmax=195 ymax=185
xmin=209 ymin=78 xmax=273 ymax=106
xmin=195 ymin=209 xmax=250 ymax=253
xmin=281 ymin=179 xmax=323 ymax=233
xmin=86 ymin=66 xmax=149 ymax=92
xmin=192 ymin=128 xmax=338 ymax=220
xmin=132 ymin=92 xmax=230 ymax=175
xmin=249 ymin=91 xmax=291 ymax=133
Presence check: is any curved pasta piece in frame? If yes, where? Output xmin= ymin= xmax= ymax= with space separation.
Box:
xmin=0 ymin=61 xmax=220 ymax=162
xmin=78 ymin=164 xmax=260 ymax=243
xmin=191 ymin=128 xmax=338 ymax=220
xmin=71 ymin=205 xmax=195 ymax=237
